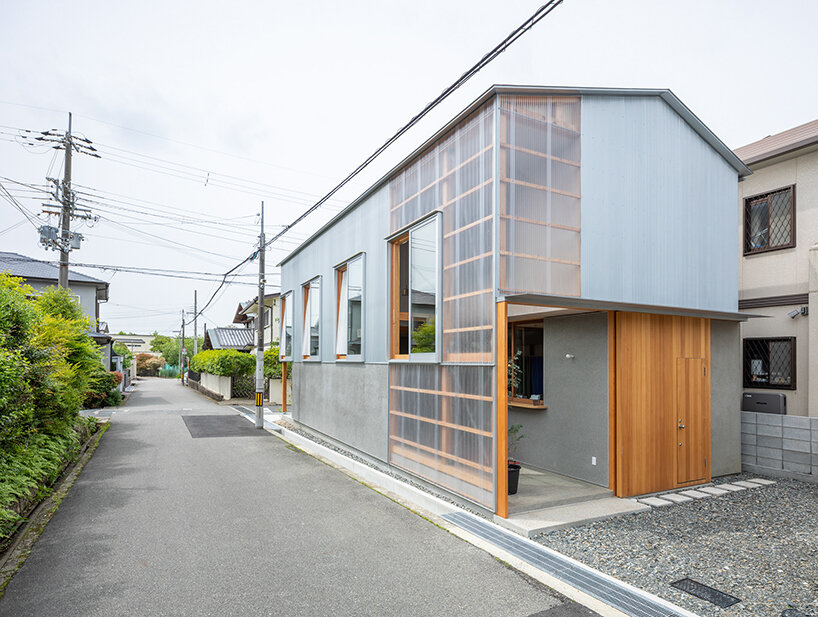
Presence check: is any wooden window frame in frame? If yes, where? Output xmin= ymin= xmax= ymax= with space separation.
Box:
xmin=335 ymin=254 xmax=365 ymax=362
xmin=389 ymin=215 xmax=441 ymax=362
xmin=335 ymin=266 xmax=347 ymax=360
xmin=743 ymin=336 xmax=796 ymax=390
xmin=302 ymin=277 xmax=320 ymax=361
xmin=743 ymin=185 xmax=796 ymax=256
xmin=507 ymin=320 xmax=546 ymax=408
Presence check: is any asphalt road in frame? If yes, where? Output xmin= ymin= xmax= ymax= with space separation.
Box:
xmin=0 ymin=377 xmax=578 ymax=617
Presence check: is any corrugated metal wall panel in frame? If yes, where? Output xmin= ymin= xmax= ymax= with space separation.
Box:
xmin=580 ymin=96 xmax=739 ymax=312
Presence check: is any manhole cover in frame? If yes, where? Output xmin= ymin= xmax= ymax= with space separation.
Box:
xmin=182 ymin=415 xmax=272 ymax=439
xmin=671 ymin=578 xmax=740 ymax=608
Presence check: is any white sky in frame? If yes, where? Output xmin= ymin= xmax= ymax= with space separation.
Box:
xmin=1 ymin=0 xmax=816 ymax=335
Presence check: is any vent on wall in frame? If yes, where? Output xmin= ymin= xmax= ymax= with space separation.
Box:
xmin=741 ymin=392 xmax=786 ymax=414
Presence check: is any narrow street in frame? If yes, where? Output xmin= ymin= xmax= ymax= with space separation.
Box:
xmin=0 ymin=378 xmax=573 ymax=617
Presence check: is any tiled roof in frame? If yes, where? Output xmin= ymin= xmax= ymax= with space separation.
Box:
xmin=0 ymin=251 xmax=107 ymax=285
xmin=734 ymin=118 xmax=818 ymax=165
xmin=207 ymin=327 xmax=254 ymax=350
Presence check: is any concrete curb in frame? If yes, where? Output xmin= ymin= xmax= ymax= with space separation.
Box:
xmin=239 ymin=413 xmax=699 ymax=617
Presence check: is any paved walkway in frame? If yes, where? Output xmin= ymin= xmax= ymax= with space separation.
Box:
xmin=0 ymin=377 xmax=575 ymax=617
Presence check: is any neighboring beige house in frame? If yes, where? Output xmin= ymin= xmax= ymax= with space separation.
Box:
xmin=735 ymin=119 xmax=818 ymax=418
xmin=111 ymin=334 xmax=158 ymax=356
xmin=233 ymin=293 xmax=281 ymax=352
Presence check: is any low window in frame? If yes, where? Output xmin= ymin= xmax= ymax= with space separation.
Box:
xmin=744 ymin=186 xmax=795 ymax=254
xmin=390 ymin=217 xmax=439 ymax=360
xmin=301 ymin=278 xmax=320 ymax=359
xmin=743 ymin=337 xmax=796 ymax=389
xmin=336 ymin=255 xmax=364 ymax=359
xmin=508 ymin=322 xmax=544 ymax=403
xmin=279 ymin=292 xmax=293 ymax=360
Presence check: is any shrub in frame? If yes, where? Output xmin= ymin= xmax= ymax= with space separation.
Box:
xmin=83 ymin=363 xmax=117 ymax=409
xmin=103 ymin=389 xmax=123 ymax=407
xmin=189 ymin=349 xmax=254 ymax=376
xmin=263 ymin=346 xmax=291 ymax=379
xmin=110 ymin=371 xmax=123 ymax=386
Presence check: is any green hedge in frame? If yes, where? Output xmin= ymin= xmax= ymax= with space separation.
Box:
xmin=263 ymin=346 xmax=291 ymax=379
xmin=189 ymin=349 xmax=255 ymax=376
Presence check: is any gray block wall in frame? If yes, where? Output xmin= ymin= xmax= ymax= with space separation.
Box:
xmin=741 ymin=411 xmax=818 ymax=479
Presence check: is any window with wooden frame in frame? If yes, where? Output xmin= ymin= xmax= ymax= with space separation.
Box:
xmin=743 ymin=337 xmax=796 ymax=390
xmin=279 ymin=291 xmax=293 ymax=361
xmin=744 ymin=186 xmax=795 ymax=255
xmin=507 ymin=321 xmax=545 ymax=407
xmin=390 ymin=216 xmax=440 ymax=360
xmin=336 ymin=255 xmax=364 ymax=360
xmin=301 ymin=278 xmax=320 ymax=360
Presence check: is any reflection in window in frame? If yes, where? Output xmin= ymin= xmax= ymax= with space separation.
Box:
xmin=336 ymin=257 xmax=364 ymax=358
xmin=302 ymin=279 xmax=320 ymax=358
xmin=410 ymin=219 xmax=438 ymax=354
xmin=508 ymin=323 xmax=544 ymax=401
xmin=280 ymin=292 xmax=293 ymax=358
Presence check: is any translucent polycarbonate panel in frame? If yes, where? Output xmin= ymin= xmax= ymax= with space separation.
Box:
xmin=347 ymin=257 xmax=363 ymax=356
xmin=388 ymin=363 xmax=494 ymax=508
xmin=498 ymin=95 xmax=581 ymax=296
xmin=410 ymin=218 xmax=438 ymax=354
xmin=389 ymin=103 xmax=495 ymax=363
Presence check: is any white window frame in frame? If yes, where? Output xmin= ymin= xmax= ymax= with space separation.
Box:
xmin=335 ymin=253 xmax=365 ymax=362
xmin=279 ymin=291 xmax=293 ymax=361
xmin=301 ymin=277 xmax=321 ymax=361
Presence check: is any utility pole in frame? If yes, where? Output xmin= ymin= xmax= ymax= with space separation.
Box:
xmin=193 ymin=290 xmax=198 ymax=356
xmin=178 ymin=312 xmax=184 ymax=381
xmin=58 ymin=113 xmax=73 ymax=289
xmin=255 ymin=201 xmax=265 ymax=429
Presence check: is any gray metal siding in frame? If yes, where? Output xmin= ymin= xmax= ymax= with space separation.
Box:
xmin=580 ymin=96 xmax=739 ymax=313
xmin=280 ymin=185 xmax=389 ymax=364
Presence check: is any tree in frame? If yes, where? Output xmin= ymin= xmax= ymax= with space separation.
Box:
xmin=158 ymin=336 xmax=202 ymax=366
xmin=113 ymin=342 xmax=133 ymax=370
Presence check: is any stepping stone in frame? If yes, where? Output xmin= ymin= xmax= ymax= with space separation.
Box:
xmin=699 ymin=486 xmax=729 ymax=496
xmin=639 ymin=497 xmax=674 ymax=507
xmin=679 ymin=489 xmax=711 ymax=499
xmin=661 ymin=493 xmax=693 ymax=503
xmin=715 ymin=483 xmax=746 ymax=492
xmin=733 ymin=480 xmax=763 ymax=488
xmin=748 ymin=477 xmax=776 ymax=485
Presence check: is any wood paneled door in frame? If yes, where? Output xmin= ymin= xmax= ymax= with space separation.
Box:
xmin=614 ymin=312 xmax=711 ymax=497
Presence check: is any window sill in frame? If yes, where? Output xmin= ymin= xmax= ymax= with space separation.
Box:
xmin=389 ymin=357 xmax=440 ymax=365
xmin=337 ymin=357 xmax=364 ymax=363
xmin=509 ymin=399 xmax=547 ymax=410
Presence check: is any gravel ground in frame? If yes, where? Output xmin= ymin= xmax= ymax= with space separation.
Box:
xmin=536 ymin=473 xmax=818 ymax=617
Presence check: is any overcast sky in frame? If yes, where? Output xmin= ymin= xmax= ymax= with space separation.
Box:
xmin=1 ymin=0 xmax=816 ymax=336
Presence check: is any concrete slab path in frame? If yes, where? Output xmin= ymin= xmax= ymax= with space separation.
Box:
xmin=0 ymin=377 xmax=575 ymax=617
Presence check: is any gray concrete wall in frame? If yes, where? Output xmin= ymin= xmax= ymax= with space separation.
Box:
xmin=509 ymin=312 xmax=609 ymax=487
xmin=293 ymin=361 xmax=389 ymax=462
xmin=710 ymin=320 xmax=742 ymax=476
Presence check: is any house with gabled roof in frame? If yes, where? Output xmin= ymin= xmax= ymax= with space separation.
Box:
xmin=277 ymin=85 xmax=751 ymax=519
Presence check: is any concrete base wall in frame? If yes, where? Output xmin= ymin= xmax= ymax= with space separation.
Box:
xmin=200 ymin=373 xmax=232 ymax=400
xmin=267 ymin=378 xmax=292 ymax=405
xmin=741 ymin=411 xmax=818 ymax=478
xmin=710 ymin=320 xmax=742 ymax=477
xmin=509 ymin=312 xmax=609 ymax=487
xmin=293 ymin=362 xmax=389 ymax=462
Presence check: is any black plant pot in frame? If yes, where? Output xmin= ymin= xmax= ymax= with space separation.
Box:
xmin=508 ymin=463 xmax=521 ymax=495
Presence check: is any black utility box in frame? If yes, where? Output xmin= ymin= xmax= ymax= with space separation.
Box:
xmin=741 ymin=392 xmax=786 ymax=414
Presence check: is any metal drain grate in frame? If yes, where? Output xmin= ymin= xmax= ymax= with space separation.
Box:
xmin=671 ymin=579 xmax=740 ymax=608
xmin=442 ymin=511 xmax=694 ymax=617
xmin=182 ymin=414 xmax=272 ymax=438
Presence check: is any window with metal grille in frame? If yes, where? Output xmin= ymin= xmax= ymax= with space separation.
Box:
xmin=743 ymin=337 xmax=796 ymax=389
xmin=743 ymin=186 xmax=795 ymax=254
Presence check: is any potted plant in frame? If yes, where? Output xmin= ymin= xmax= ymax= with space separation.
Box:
xmin=508 ymin=423 xmax=524 ymax=495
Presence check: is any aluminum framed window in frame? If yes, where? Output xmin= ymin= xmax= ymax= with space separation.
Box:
xmin=743 ymin=186 xmax=795 ymax=255
xmin=743 ymin=337 xmax=796 ymax=390
xmin=301 ymin=278 xmax=321 ymax=360
xmin=279 ymin=291 xmax=293 ymax=361
xmin=390 ymin=215 xmax=441 ymax=362
xmin=335 ymin=254 xmax=364 ymax=361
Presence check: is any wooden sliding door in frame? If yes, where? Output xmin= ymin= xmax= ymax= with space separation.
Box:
xmin=614 ymin=313 xmax=710 ymax=497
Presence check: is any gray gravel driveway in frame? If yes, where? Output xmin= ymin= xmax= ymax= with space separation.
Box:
xmin=536 ymin=474 xmax=818 ymax=617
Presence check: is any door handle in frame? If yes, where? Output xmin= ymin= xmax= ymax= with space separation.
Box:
xmin=678 ymin=421 xmax=686 ymax=429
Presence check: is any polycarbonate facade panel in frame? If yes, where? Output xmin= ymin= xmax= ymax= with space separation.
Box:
xmin=388 ymin=103 xmax=496 ymax=508
xmin=498 ymin=95 xmax=581 ymax=296
xmin=389 ymin=364 xmax=494 ymax=507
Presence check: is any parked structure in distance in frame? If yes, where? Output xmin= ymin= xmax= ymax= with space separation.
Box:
xmin=279 ymin=86 xmax=750 ymax=518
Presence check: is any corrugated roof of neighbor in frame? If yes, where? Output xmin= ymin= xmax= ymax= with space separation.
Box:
xmin=279 ymin=85 xmax=750 ymax=267
xmin=208 ymin=327 xmax=254 ymax=349
xmin=733 ymin=118 xmax=818 ymax=165
xmin=0 ymin=251 xmax=107 ymax=285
